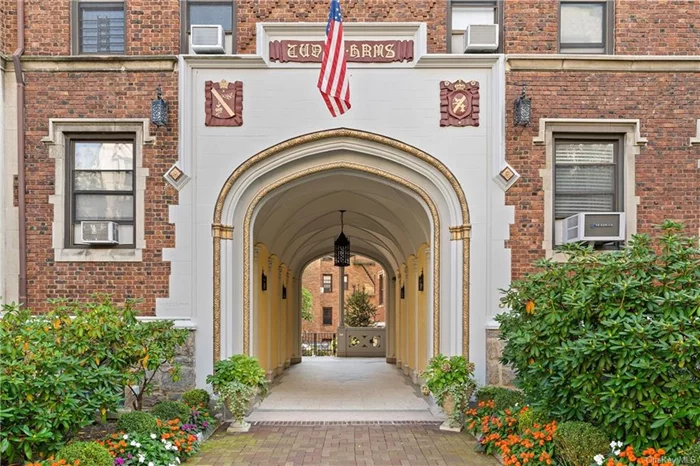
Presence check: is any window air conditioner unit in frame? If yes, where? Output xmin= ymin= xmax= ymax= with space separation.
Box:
xmin=464 ymin=24 xmax=499 ymax=52
xmin=190 ymin=25 xmax=225 ymax=54
xmin=320 ymin=287 xmax=325 ymax=294
xmin=81 ymin=221 xmax=119 ymax=245
xmin=555 ymin=212 xmax=626 ymax=245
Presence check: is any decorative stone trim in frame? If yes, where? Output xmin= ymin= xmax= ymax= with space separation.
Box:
xmin=534 ymin=118 xmax=646 ymax=260
xmin=494 ymin=163 xmax=520 ymax=192
xmin=20 ymin=55 xmax=178 ymax=72
xmin=43 ymin=119 xmax=153 ymax=262
xmin=449 ymin=225 xmax=471 ymax=241
xmin=507 ymin=55 xmax=700 ymax=72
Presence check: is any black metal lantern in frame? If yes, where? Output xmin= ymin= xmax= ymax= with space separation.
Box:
xmin=333 ymin=210 xmax=350 ymax=267
xmin=400 ymin=284 xmax=405 ymax=299
xmin=514 ymin=85 xmax=531 ymax=126
xmin=151 ymin=86 xmax=168 ymax=127
xmin=261 ymin=271 xmax=267 ymax=291
xmin=418 ymin=269 xmax=424 ymax=292
xmin=282 ymin=285 xmax=287 ymax=299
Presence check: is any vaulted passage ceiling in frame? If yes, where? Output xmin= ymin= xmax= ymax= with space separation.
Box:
xmin=253 ymin=170 xmax=431 ymax=275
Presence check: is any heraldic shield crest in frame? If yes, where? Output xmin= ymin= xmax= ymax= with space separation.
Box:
xmin=205 ymin=80 xmax=243 ymax=127
xmin=439 ymin=80 xmax=479 ymax=127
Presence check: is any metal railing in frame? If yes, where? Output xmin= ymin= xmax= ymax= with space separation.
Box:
xmin=301 ymin=332 xmax=337 ymax=357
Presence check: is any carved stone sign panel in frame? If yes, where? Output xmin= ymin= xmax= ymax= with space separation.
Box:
xmin=440 ymin=80 xmax=479 ymax=128
xmin=205 ymin=80 xmax=243 ymax=127
xmin=269 ymin=40 xmax=414 ymax=63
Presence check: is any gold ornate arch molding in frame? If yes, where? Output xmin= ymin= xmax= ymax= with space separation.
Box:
xmin=211 ymin=128 xmax=472 ymax=364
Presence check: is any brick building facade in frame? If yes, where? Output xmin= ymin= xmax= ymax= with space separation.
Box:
xmin=301 ymin=255 xmax=385 ymax=333
xmin=1 ymin=0 xmax=698 ymax=389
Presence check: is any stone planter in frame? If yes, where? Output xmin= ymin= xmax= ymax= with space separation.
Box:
xmin=439 ymin=393 xmax=462 ymax=432
xmin=227 ymin=419 xmax=251 ymax=433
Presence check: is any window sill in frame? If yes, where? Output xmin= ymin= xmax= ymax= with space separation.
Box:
xmin=55 ymin=247 xmax=142 ymax=262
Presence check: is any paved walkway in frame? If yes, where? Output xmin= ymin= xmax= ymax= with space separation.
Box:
xmin=247 ymin=358 xmax=444 ymax=422
xmin=187 ymin=423 xmax=500 ymax=466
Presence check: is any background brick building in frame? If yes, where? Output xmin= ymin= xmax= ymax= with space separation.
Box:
xmin=301 ymin=255 xmax=386 ymax=333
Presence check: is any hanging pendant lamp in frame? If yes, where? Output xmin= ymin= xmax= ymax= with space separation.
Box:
xmin=334 ymin=210 xmax=350 ymax=267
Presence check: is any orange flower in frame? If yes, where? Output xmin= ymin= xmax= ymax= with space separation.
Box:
xmin=525 ymin=300 xmax=535 ymax=314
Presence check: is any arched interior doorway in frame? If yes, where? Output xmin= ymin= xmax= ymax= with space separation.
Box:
xmin=212 ymin=129 xmax=471 ymax=386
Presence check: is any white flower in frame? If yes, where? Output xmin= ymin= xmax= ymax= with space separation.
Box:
xmin=135 ymin=442 xmax=141 ymax=448
xmin=173 ymin=446 xmax=178 ymax=451
xmin=150 ymin=433 xmax=157 ymax=439
xmin=176 ymin=459 xmax=180 ymax=464
xmin=130 ymin=440 xmax=137 ymax=446
xmin=617 ymin=441 xmax=624 ymax=448
xmin=610 ymin=441 xmax=617 ymax=449
xmin=149 ymin=463 xmax=154 ymax=466
xmin=123 ymin=434 xmax=129 ymax=440
xmin=614 ymin=449 xmax=621 ymax=456
xmin=165 ymin=442 xmax=173 ymax=450
xmin=594 ymin=454 xmax=605 ymax=466
xmin=138 ymin=454 xmax=145 ymax=463
xmin=161 ymin=439 xmax=167 ymax=444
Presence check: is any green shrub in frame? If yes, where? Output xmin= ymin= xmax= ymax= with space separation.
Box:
xmin=0 ymin=298 xmax=138 ymax=462
xmin=554 ymin=421 xmax=609 ymax=466
xmin=517 ymin=407 xmax=549 ymax=433
xmin=117 ymin=411 xmax=158 ymax=435
xmin=420 ymin=354 xmax=477 ymax=428
xmin=475 ymin=386 xmax=525 ymax=411
xmin=182 ymin=388 xmax=210 ymax=407
xmin=57 ymin=441 xmax=113 ymax=466
xmin=498 ymin=221 xmax=700 ymax=450
xmin=206 ymin=354 xmax=268 ymax=399
xmin=152 ymin=400 xmax=191 ymax=421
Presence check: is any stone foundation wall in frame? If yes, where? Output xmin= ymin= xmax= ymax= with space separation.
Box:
xmin=127 ymin=329 xmax=197 ymax=409
xmin=486 ymin=329 xmax=516 ymax=387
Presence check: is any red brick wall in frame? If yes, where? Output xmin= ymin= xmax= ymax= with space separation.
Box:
xmin=2 ymin=0 xmax=180 ymax=56
xmin=503 ymin=0 xmax=700 ymax=55
xmin=236 ymin=0 xmax=447 ymax=54
xmin=23 ymin=71 xmax=178 ymax=313
xmin=301 ymin=256 xmax=385 ymax=333
xmin=505 ymin=71 xmax=700 ymax=279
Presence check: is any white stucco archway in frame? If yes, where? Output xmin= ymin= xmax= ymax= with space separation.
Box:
xmin=211 ymin=129 xmax=470 ymax=379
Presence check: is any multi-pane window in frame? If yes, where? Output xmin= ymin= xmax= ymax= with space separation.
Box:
xmin=74 ymin=1 xmax=125 ymax=54
xmin=322 ymin=307 xmax=333 ymax=326
xmin=448 ymin=0 xmax=502 ymax=53
xmin=554 ymin=138 xmax=622 ymax=220
xmin=559 ymin=0 xmax=613 ymax=54
xmin=67 ymin=137 xmax=135 ymax=247
xmin=378 ymin=274 xmax=384 ymax=305
xmin=182 ymin=1 xmax=236 ymax=53
xmin=322 ymin=274 xmax=333 ymax=293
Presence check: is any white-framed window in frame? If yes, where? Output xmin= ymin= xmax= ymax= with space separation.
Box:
xmin=43 ymin=119 xmax=153 ymax=262
xmin=533 ymin=119 xmax=646 ymax=259
xmin=322 ymin=274 xmax=332 ymax=293
xmin=448 ymin=0 xmax=502 ymax=53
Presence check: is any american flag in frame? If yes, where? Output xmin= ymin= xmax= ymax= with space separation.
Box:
xmin=317 ymin=0 xmax=351 ymax=117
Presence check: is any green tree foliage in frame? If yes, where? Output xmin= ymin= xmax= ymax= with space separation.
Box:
xmin=301 ymin=287 xmax=313 ymax=322
xmin=0 ymin=296 xmax=189 ymax=463
xmin=344 ymin=290 xmax=377 ymax=327
xmin=498 ymin=221 xmax=700 ymax=450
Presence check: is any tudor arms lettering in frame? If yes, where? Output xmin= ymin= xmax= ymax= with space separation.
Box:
xmin=270 ymin=40 xmax=413 ymax=63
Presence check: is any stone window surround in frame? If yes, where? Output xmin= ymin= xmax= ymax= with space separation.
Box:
xmin=44 ymin=119 xmax=153 ymax=262
xmin=533 ymin=118 xmax=647 ymax=260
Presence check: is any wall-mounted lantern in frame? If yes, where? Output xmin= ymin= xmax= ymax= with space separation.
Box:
xmin=334 ymin=210 xmax=350 ymax=267
xmin=261 ymin=271 xmax=267 ymax=291
xmin=418 ymin=269 xmax=424 ymax=292
xmin=151 ymin=86 xmax=168 ymax=127
xmin=514 ymin=85 xmax=531 ymax=126
xmin=282 ymin=285 xmax=287 ymax=299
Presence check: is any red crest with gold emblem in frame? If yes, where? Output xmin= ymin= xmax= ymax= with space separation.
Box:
xmin=440 ymin=80 xmax=479 ymax=127
xmin=205 ymin=80 xmax=243 ymax=127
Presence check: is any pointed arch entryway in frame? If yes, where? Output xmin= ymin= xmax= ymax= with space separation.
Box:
xmin=211 ymin=128 xmax=471 ymax=375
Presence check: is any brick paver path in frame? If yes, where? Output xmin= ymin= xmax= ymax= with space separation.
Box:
xmin=187 ymin=422 xmax=499 ymax=466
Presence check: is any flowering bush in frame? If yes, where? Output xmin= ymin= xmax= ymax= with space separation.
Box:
xmin=99 ymin=433 xmax=180 ymax=466
xmin=593 ymin=443 xmax=674 ymax=466
xmin=498 ymin=221 xmax=700 ymax=450
xmin=465 ymin=402 xmax=520 ymax=455
xmin=495 ymin=421 xmax=557 ymax=466
xmin=25 ymin=458 xmax=81 ymax=466
xmin=157 ymin=419 xmax=199 ymax=459
xmin=187 ymin=407 xmax=215 ymax=433
xmin=181 ymin=389 xmax=210 ymax=409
